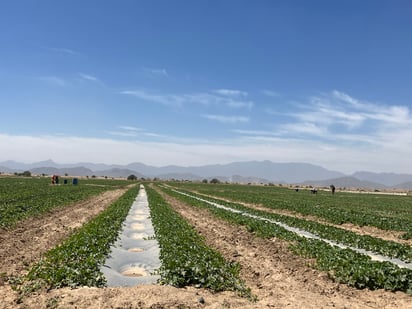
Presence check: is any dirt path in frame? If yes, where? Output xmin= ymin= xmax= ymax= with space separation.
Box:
xmin=154 ymin=187 xmax=411 ymax=308
xmin=1 ymin=185 xmax=411 ymax=308
xmin=188 ymin=189 xmax=412 ymax=246
xmin=0 ymin=187 xmax=138 ymax=307
xmin=0 ymin=188 xmax=129 ymax=277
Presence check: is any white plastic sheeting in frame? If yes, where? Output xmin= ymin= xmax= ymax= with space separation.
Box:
xmin=170 ymin=188 xmax=412 ymax=271
xmin=101 ymin=185 xmax=161 ymax=286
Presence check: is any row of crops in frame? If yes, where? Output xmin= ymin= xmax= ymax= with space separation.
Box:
xmin=168 ymin=182 xmax=412 ymax=238
xmin=5 ymin=177 xmax=412 ymax=296
xmin=156 ymin=183 xmax=412 ymax=292
xmin=11 ymin=182 xmax=251 ymax=300
xmin=145 ymin=186 xmax=252 ymax=297
xmin=0 ymin=176 xmax=130 ymax=228
xmin=12 ymin=186 xmax=138 ymax=301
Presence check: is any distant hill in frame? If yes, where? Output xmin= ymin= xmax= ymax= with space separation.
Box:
xmin=30 ymin=167 xmax=94 ymax=176
xmin=95 ymin=168 xmax=144 ymax=178
xmin=1 ymin=159 xmax=412 ymax=190
xmin=302 ymin=176 xmax=387 ymax=190
xmin=352 ymin=171 xmax=412 ymax=187
xmin=0 ymin=166 xmax=14 ymax=173
xmin=144 ymin=160 xmax=344 ymax=183
xmin=393 ymin=181 xmax=412 ymax=190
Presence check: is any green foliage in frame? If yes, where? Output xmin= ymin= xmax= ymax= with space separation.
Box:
xmin=127 ymin=174 xmax=138 ymax=181
xmin=290 ymin=239 xmax=412 ymax=291
xmin=160 ymin=185 xmax=412 ymax=293
xmin=0 ymin=177 xmax=128 ymax=228
xmin=145 ymin=186 xmax=252 ymax=298
xmin=170 ymin=182 xmax=412 ymax=234
xmin=26 ymin=186 xmax=138 ymax=289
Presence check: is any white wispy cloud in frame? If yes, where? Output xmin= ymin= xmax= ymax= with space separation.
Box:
xmin=213 ymin=89 xmax=248 ymax=97
xmin=2 ymin=131 xmax=412 ymax=174
xmin=202 ymin=114 xmax=249 ymax=124
xmin=109 ymin=126 xmax=169 ymax=139
xmin=47 ymin=47 xmax=82 ymax=56
xmin=108 ymin=131 xmax=139 ymax=137
xmin=118 ymin=126 xmax=143 ymax=132
xmin=231 ymin=129 xmax=276 ymax=136
xmin=38 ymin=76 xmax=68 ymax=87
xmin=143 ymin=67 xmax=169 ymax=78
xmin=264 ymin=90 xmax=412 ymax=149
xmin=121 ymin=89 xmax=253 ymax=109
xmin=78 ymin=73 xmax=102 ymax=84
xmin=120 ymin=90 xmax=185 ymax=107
xmin=108 ymin=126 xmax=144 ymax=137
xmin=262 ymin=90 xmax=281 ymax=97
xmin=2 ymin=91 xmax=412 ymax=174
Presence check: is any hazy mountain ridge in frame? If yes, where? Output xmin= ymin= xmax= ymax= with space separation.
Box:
xmin=1 ymin=160 xmax=412 ymax=189
xmin=302 ymin=176 xmax=387 ymax=190
xmin=352 ymin=171 xmax=412 ymax=187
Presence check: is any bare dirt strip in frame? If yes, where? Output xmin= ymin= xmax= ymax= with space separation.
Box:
xmin=188 ymin=189 xmax=412 ymax=246
xmin=0 ymin=185 xmax=411 ymax=308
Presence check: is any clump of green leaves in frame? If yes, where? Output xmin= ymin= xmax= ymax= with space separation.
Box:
xmin=162 ymin=185 xmax=412 ymax=293
xmin=25 ymin=186 xmax=138 ymax=289
xmin=0 ymin=177 xmax=126 ymax=228
xmin=145 ymin=186 xmax=252 ymax=298
xmin=290 ymin=239 xmax=412 ymax=291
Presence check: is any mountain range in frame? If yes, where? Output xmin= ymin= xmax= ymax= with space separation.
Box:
xmin=1 ymin=159 xmax=412 ymax=190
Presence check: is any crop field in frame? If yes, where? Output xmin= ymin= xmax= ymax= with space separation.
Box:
xmin=168 ymin=182 xmax=412 ymax=236
xmin=0 ymin=176 xmax=129 ymax=229
xmin=159 ymin=183 xmax=412 ymax=292
xmin=1 ymin=178 xmax=412 ymax=308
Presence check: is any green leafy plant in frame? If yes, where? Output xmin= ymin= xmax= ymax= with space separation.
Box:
xmin=25 ymin=186 xmax=138 ymax=289
xmin=145 ymin=186 xmax=252 ymax=298
xmin=0 ymin=177 xmax=128 ymax=228
xmin=160 ymin=184 xmax=412 ymax=293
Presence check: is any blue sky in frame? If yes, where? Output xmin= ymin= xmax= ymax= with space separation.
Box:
xmin=1 ymin=1 xmax=412 ymax=173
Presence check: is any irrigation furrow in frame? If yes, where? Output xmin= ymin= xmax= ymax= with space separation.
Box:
xmin=168 ymin=187 xmax=412 ymax=271
xmin=101 ymin=185 xmax=161 ymax=286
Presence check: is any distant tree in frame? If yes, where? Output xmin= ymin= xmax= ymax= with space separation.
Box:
xmin=202 ymin=179 xmax=208 ymax=184
xmin=22 ymin=170 xmax=31 ymax=177
xmin=104 ymin=176 xmax=108 ymax=179
xmin=128 ymin=174 xmax=138 ymax=181
xmin=65 ymin=173 xmax=68 ymax=177
xmin=91 ymin=175 xmax=96 ymax=178
xmin=210 ymin=178 xmax=220 ymax=184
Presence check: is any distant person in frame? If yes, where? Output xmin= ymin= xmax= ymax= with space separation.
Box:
xmin=311 ymin=187 xmax=317 ymax=194
xmin=330 ymin=184 xmax=336 ymax=195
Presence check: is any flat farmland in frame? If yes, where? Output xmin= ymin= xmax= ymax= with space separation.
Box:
xmin=0 ymin=176 xmax=129 ymax=229
xmin=1 ymin=179 xmax=411 ymax=308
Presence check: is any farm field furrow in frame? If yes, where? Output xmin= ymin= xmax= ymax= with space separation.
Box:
xmin=151 ymin=185 xmax=412 ymax=308
xmin=187 ymin=189 xmax=412 ymax=246
xmin=1 ymin=179 xmax=412 ymax=308
xmin=170 ymin=182 xmax=412 ymax=238
xmin=25 ymin=186 xmax=139 ymax=290
xmin=159 ymin=184 xmax=412 ymax=292
xmin=0 ymin=177 xmax=129 ymax=229
xmin=167 ymin=186 xmax=412 ymax=269
xmin=164 ymin=185 xmax=412 ymax=264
